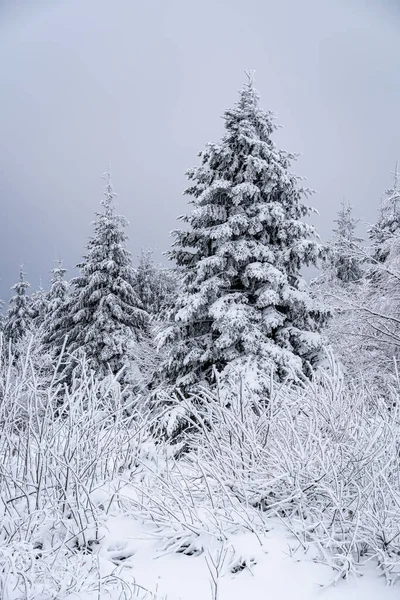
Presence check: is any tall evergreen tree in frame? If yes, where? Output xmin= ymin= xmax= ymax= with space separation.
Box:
xmin=50 ymin=174 xmax=149 ymax=379
xmin=161 ymin=75 xmax=328 ymax=391
xmin=329 ymin=200 xmax=363 ymax=283
xmin=4 ymin=266 xmax=34 ymax=347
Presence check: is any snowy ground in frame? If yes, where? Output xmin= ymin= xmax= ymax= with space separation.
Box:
xmin=87 ymin=510 xmax=398 ymax=600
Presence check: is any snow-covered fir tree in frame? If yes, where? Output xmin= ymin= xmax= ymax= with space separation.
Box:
xmin=41 ymin=261 xmax=69 ymax=350
xmin=134 ymin=249 xmax=178 ymax=317
xmin=4 ymin=266 xmax=34 ymax=347
xmin=329 ymin=200 xmax=363 ymax=283
xmin=0 ymin=299 xmax=4 ymax=335
xmin=369 ymin=161 xmax=400 ymax=264
xmin=31 ymin=280 xmax=49 ymax=329
xmin=160 ymin=75 xmax=328 ymax=392
xmin=50 ymin=174 xmax=149 ymax=380
xmin=47 ymin=261 xmax=69 ymax=313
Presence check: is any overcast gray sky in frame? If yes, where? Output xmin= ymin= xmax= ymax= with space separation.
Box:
xmin=0 ymin=0 xmax=399 ymax=299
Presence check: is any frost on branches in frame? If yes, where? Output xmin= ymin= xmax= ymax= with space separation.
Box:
xmin=4 ymin=266 xmax=34 ymax=349
xmin=161 ymin=75 xmax=328 ymax=392
xmin=50 ymin=174 xmax=149 ymax=380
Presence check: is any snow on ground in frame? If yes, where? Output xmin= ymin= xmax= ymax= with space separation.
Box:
xmin=91 ymin=511 xmax=398 ymax=600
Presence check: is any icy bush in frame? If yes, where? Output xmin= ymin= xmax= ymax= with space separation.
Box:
xmin=129 ymin=359 xmax=400 ymax=584
xmin=2 ymin=342 xmax=400 ymax=597
xmin=178 ymin=358 xmax=400 ymax=583
xmin=0 ymin=347 xmax=161 ymax=599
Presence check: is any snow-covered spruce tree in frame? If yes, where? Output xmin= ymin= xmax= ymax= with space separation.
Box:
xmin=0 ymin=299 xmax=4 ymax=335
xmin=47 ymin=261 xmax=69 ymax=314
xmin=41 ymin=261 xmax=69 ymax=351
xmin=4 ymin=266 xmax=34 ymax=348
xmin=369 ymin=161 xmax=400 ymax=264
xmin=134 ymin=249 xmax=179 ymax=317
xmin=329 ymin=200 xmax=363 ymax=283
xmin=50 ymin=174 xmax=149 ymax=380
xmin=161 ymin=75 xmax=328 ymax=392
xmin=31 ymin=280 xmax=49 ymax=329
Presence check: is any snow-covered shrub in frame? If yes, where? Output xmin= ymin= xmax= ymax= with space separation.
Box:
xmin=0 ymin=344 xmax=160 ymax=599
xmin=179 ymin=359 xmax=400 ymax=583
xmin=3 ymin=340 xmax=400 ymax=596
